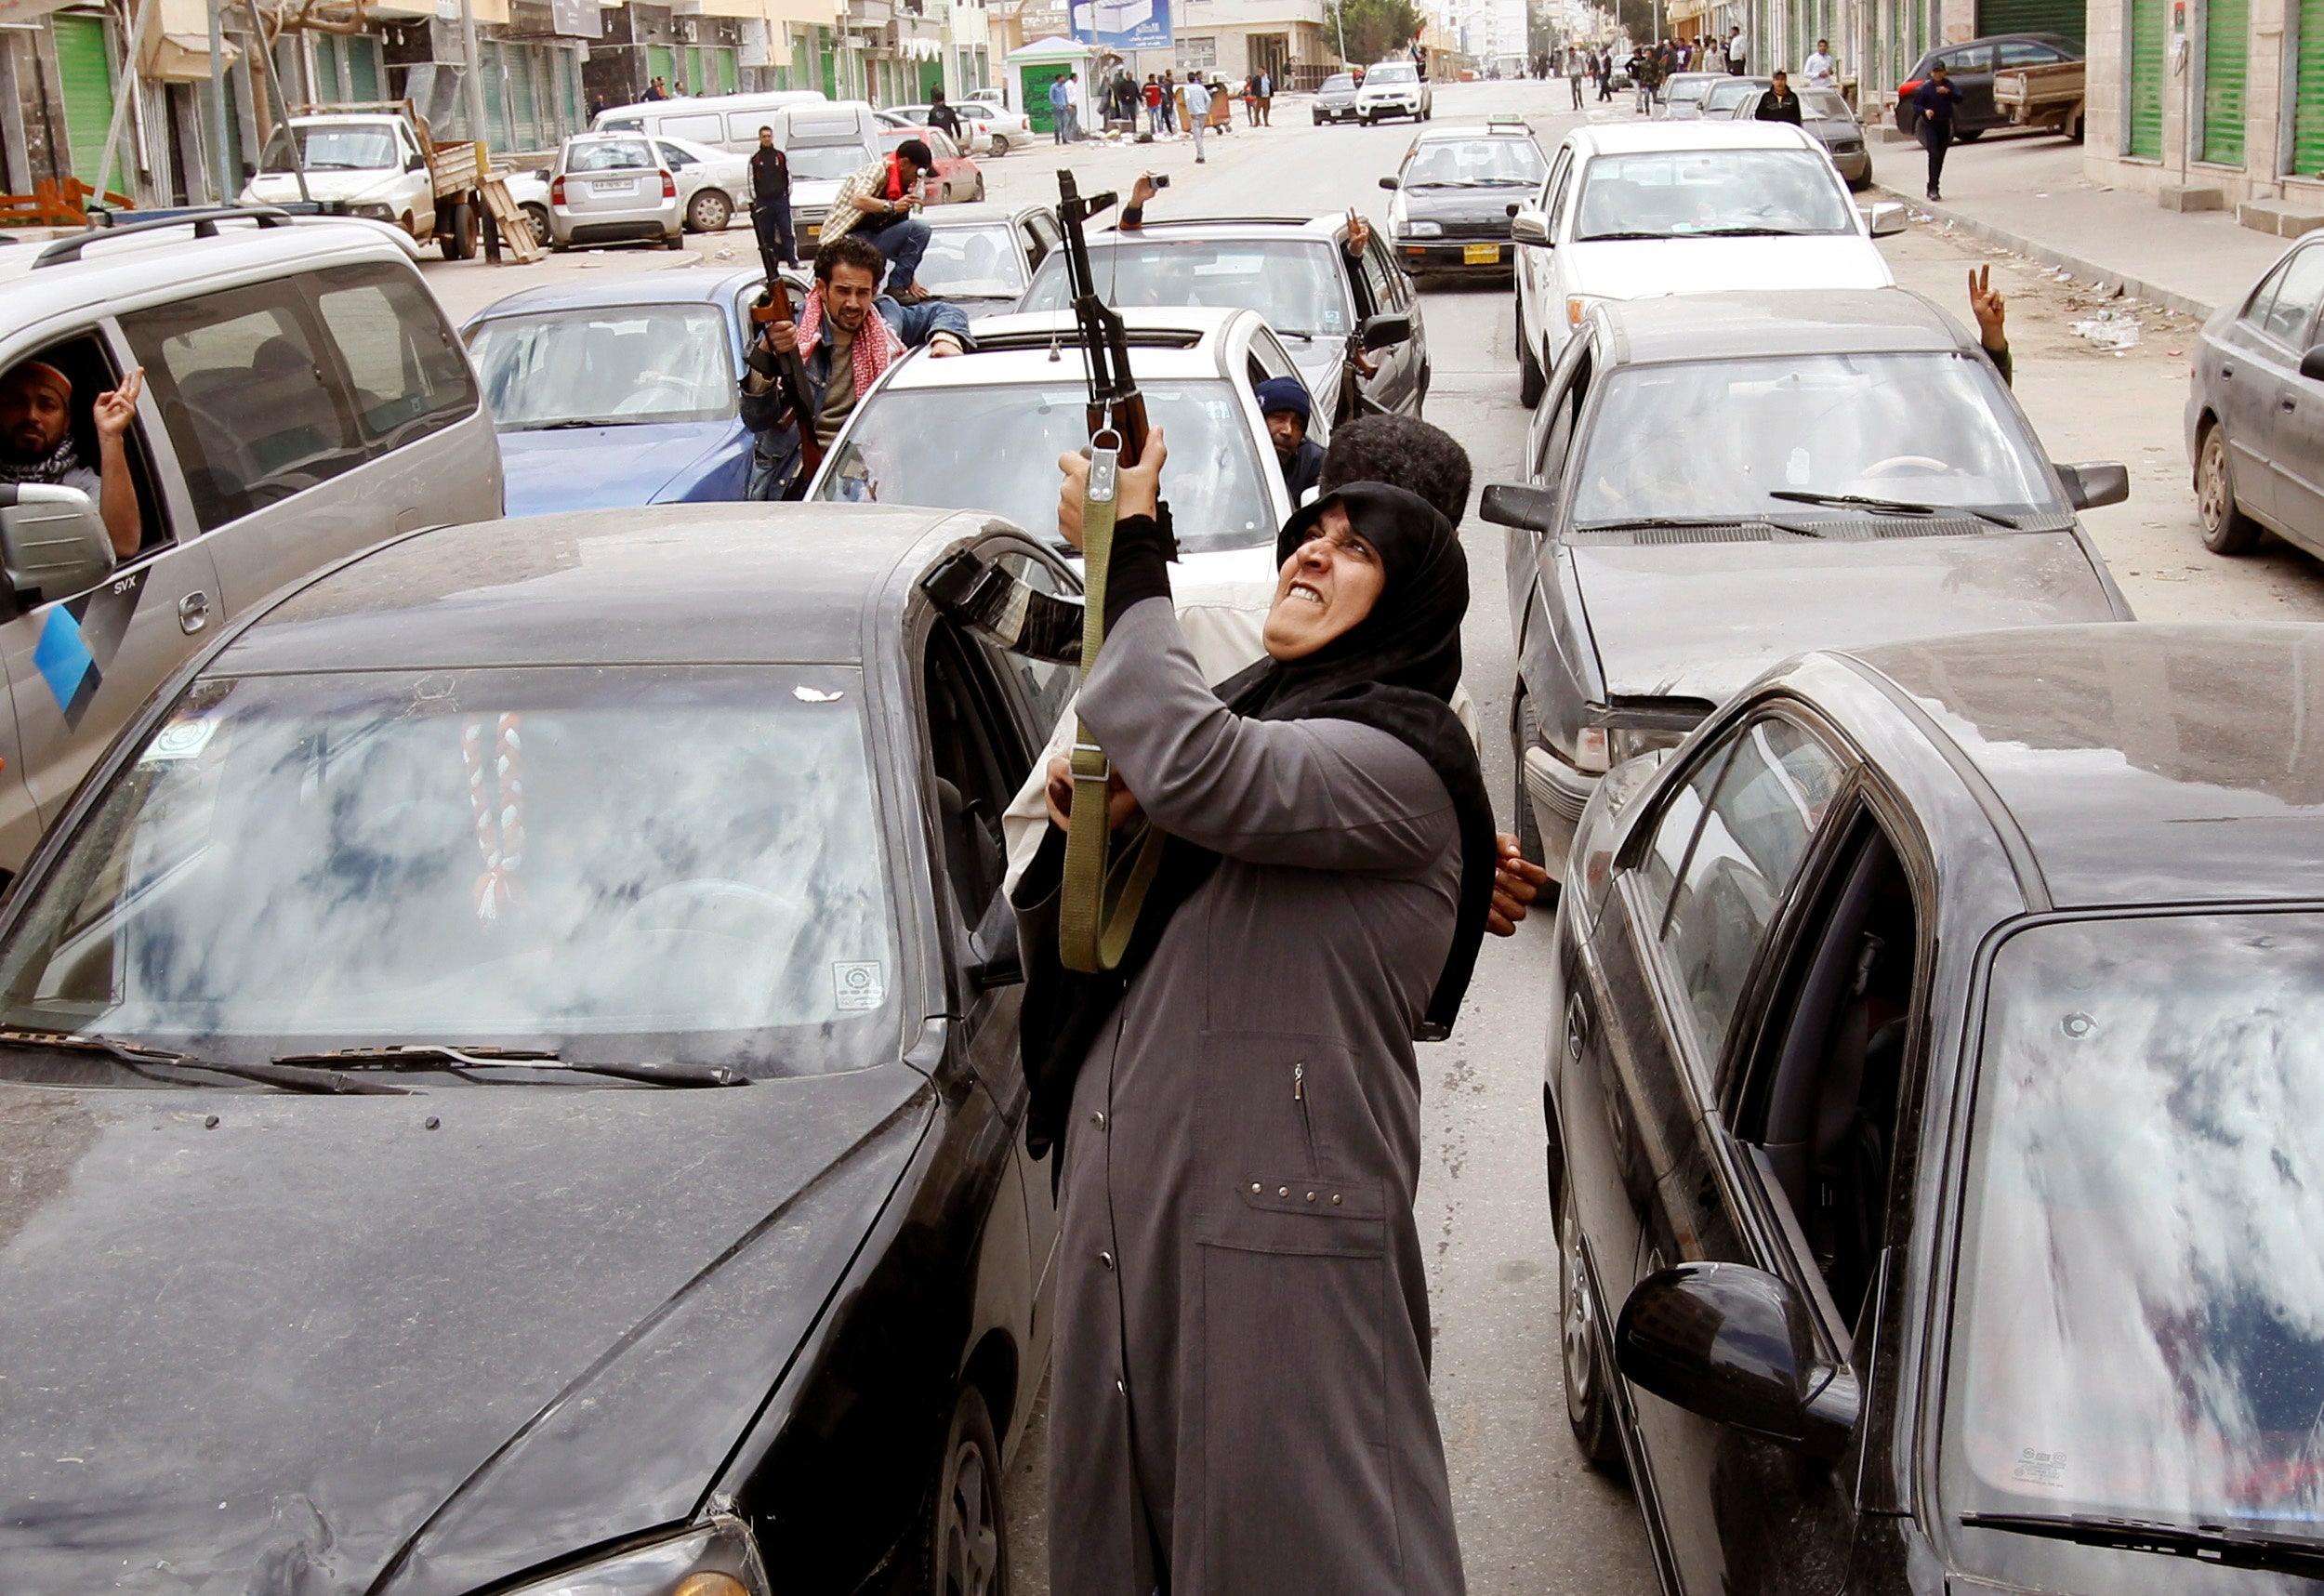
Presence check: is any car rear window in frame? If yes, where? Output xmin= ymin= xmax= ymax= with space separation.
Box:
xmin=567 ymin=139 xmax=654 ymax=173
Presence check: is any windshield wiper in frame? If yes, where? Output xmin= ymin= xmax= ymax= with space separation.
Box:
xmin=518 ymin=417 xmax=636 ymax=432
xmin=268 ymin=1043 xmax=749 ymax=1088
xmin=1575 ymin=514 xmax=1828 ymax=537
xmin=1576 ymin=231 xmax=1670 ymax=242
xmin=0 ymin=1027 xmax=407 ymax=1094
xmin=1962 ymin=1512 xmax=2324 ymax=1578
xmin=1692 ymin=225 xmax=1816 ymax=236
xmin=1770 ymin=490 xmax=2020 ymax=529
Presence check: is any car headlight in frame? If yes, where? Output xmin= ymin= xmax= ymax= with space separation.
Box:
xmin=1608 ymin=726 xmax=1684 ymax=764
xmin=500 ymin=1520 xmax=770 ymax=1596
xmin=1403 ymin=220 xmax=1442 ymax=237
xmin=353 ymin=203 xmax=395 ymax=221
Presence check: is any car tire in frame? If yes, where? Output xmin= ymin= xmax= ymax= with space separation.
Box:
xmin=688 ymin=188 xmax=732 ymax=232
xmin=901 ymin=1383 xmax=1010 ymax=1596
xmin=1314 ymin=112 xmax=1324 ymax=124
xmin=2068 ymin=110 xmax=2085 ymax=142
xmin=2198 ymin=423 xmax=2264 ymax=555
xmin=1559 ymin=1167 xmax=1627 ymax=1476
xmin=520 ymin=204 xmax=550 ymax=248
xmin=992 ymin=133 xmax=1010 ymax=154
xmin=1517 ymin=297 xmax=1547 ymax=408
xmin=1956 ymin=126 xmax=1986 ymax=141
xmin=665 ymin=230 xmax=686 ymax=251
xmin=439 ymin=200 xmax=479 ymax=261
xmin=974 ymin=175 xmax=987 ymax=201
xmin=1510 ymin=692 xmax=1545 ymax=868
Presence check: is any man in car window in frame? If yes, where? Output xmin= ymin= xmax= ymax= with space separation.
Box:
xmin=748 ymin=125 xmax=797 ymax=270
xmin=0 ymin=359 xmax=142 ymax=560
xmin=1913 ymin=59 xmax=1964 ymax=202
xmin=821 ymin=138 xmax=936 ymax=300
xmin=1255 ymin=376 xmax=1325 ymax=501
xmin=1754 ymin=69 xmax=1804 ymax=123
xmin=740 ymin=233 xmax=971 ymax=500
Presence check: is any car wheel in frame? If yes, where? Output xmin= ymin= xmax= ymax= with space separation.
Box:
xmin=974 ymin=175 xmax=987 ymax=202
xmin=1559 ymin=1168 xmax=1627 ymax=1476
xmin=993 ymin=134 xmax=1010 ymax=154
xmin=1956 ymin=126 xmax=1986 ymax=142
xmin=902 ymin=1384 xmax=1010 ymax=1596
xmin=1510 ymin=692 xmax=1545 ymax=868
xmin=521 ymin=204 xmax=550 ymax=248
xmin=2198 ymin=423 xmax=2263 ymax=555
xmin=438 ymin=200 xmax=479 ymax=261
xmin=1517 ymin=297 xmax=1547 ymax=408
xmin=2068 ymin=111 xmax=2085 ymax=142
xmin=1314 ymin=112 xmax=1324 ymax=124
xmin=665 ymin=229 xmax=686 ymax=251
xmin=688 ymin=188 xmax=732 ymax=232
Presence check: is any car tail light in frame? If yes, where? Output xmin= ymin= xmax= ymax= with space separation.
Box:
xmin=661 ymin=169 xmax=678 ymax=198
xmin=549 ymin=175 xmax=565 ymax=204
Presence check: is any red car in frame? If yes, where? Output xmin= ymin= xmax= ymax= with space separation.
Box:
xmin=877 ymin=125 xmax=985 ymax=205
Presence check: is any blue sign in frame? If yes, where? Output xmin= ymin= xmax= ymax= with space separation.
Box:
xmin=1070 ymin=0 xmax=1171 ymax=52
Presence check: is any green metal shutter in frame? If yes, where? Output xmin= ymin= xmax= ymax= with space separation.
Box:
xmin=482 ymin=41 xmax=510 ymax=150
xmin=2297 ymin=0 xmax=2324 ymax=176
xmin=719 ymin=46 xmax=739 ymax=92
xmin=2202 ymin=0 xmax=2248 ymax=164
xmin=313 ymin=40 xmax=343 ymax=102
xmin=1975 ymin=0 xmax=2085 ymax=46
xmin=646 ymin=42 xmax=674 ymax=90
xmin=2129 ymin=0 xmax=2165 ymax=158
xmin=51 ymin=14 xmax=124 ymax=195
xmin=347 ymin=35 xmax=381 ymax=101
xmin=508 ymin=46 xmax=539 ymax=150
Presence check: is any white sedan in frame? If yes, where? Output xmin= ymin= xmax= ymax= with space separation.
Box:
xmin=1510 ymin=121 xmax=1908 ymax=405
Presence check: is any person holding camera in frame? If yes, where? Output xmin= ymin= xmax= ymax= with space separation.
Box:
xmin=820 ymin=138 xmax=937 ymax=300
xmin=1016 ymin=429 xmax=1489 ymax=1594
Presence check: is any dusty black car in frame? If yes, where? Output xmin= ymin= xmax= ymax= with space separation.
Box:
xmin=1893 ymin=33 xmax=2080 ymax=138
xmin=1379 ymin=120 xmax=1549 ymax=276
xmin=0 ymin=505 xmax=1069 ymax=1596
xmin=1548 ymin=621 xmax=2324 ymax=1596
xmin=1487 ymin=288 xmax=2131 ymax=881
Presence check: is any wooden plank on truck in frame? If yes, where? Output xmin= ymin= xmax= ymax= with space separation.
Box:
xmin=478 ymin=175 xmax=543 ymax=262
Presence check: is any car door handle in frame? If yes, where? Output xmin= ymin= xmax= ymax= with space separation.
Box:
xmin=1565 ymin=991 xmax=1589 ymax=1059
xmin=2284 ymin=397 xmax=2299 ymax=414
xmin=2221 ymin=363 xmax=2235 ymax=379
xmin=178 ymin=591 xmax=210 ymax=635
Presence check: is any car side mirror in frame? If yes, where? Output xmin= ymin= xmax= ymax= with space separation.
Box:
xmin=1379 ymin=174 xmax=1401 ymax=190
xmin=1615 ymin=1261 xmax=1860 ymax=1461
xmin=1511 ymin=205 xmax=1552 ymax=245
xmin=964 ymin=890 xmax=1023 ymax=990
xmin=1480 ymin=481 xmax=1560 ymax=534
xmin=1865 ymin=201 xmax=1908 ymax=237
xmin=2056 ymin=461 xmax=2130 ymax=509
xmin=0 ymin=484 xmax=115 ymax=611
xmin=407 ymin=152 xmax=428 ymax=172
xmin=2303 ymin=343 xmax=2324 ymax=383
xmin=1360 ymin=310 xmax=1413 ymax=352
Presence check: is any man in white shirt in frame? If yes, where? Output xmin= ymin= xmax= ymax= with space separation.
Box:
xmin=1802 ymin=39 xmax=1837 ymax=87
xmin=1182 ymin=74 xmax=1212 ymax=160
xmin=1063 ymin=71 xmax=1084 ymax=139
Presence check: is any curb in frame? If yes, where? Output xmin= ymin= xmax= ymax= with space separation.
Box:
xmin=1873 ymin=180 xmax=2220 ymax=320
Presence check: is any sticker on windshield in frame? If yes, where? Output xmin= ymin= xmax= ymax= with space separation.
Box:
xmin=1322 ymin=309 xmax=1344 ymax=331
xmin=834 ymin=960 xmax=886 ymax=1011
xmin=2011 ymin=1447 xmax=2067 ymax=1490
xmin=794 ymin=684 xmax=846 ymax=704
xmin=1203 ymin=399 xmax=1230 ymax=421
xmin=139 ymin=717 xmax=219 ymax=764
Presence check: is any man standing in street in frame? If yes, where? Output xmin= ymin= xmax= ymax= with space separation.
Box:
xmin=740 ymin=234 xmax=971 ymax=500
xmin=1803 ymin=37 xmax=1837 ymax=87
xmin=1569 ymin=46 xmax=1586 ymax=106
xmin=0 ymin=359 xmax=143 ymax=560
xmin=1913 ymin=59 xmax=1963 ymax=201
xmin=747 ymin=125 xmax=797 ymax=270
xmin=1049 ymin=73 xmax=1071 ymax=143
xmin=926 ymin=87 xmax=964 ymax=144
xmin=820 ymin=138 xmax=936 ymax=299
xmin=1064 ymin=71 xmax=1085 ymax=140
xmin=1255 ymin=67 xmax=1274 ymax=125
xmin=1628 ymin=45 xmax=1653 ymax=112
xmin=1725 ymin=25 xmax=1747 ymax=73
xmin=1596 ymin=46 xmax=1613 ymax=99
xmin=1182 ymin=73 xmax=1212 ymax=161
xmin=1754 ymin=68 xmax=1803 ymax=122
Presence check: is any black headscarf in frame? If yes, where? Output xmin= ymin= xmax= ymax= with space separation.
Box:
xmin=1016 ymin=482 xmax=1498 ymax=1161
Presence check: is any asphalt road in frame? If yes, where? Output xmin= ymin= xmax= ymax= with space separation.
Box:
xmin=416 ymin=78 xmax=2324 ymax=1593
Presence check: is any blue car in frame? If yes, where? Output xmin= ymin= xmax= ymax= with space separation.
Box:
xmin=463 ymin=267 xmax=801 ymax=514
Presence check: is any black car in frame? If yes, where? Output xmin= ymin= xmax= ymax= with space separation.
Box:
xmin=0 ymin=504 xmax=1070 ymax=1596
xmin=1380 ymin=120 xmax=1550 ymax=277
xmin=1547 ymin=620 xmax=2324 ymax=1596
xmin=1894 ymin=33 xmax=2080 ymax=138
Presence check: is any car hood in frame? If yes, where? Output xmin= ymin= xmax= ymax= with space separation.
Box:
xmin=1401 ymin=187 xmax=1532 ymax=226
xmin=498 ymin=419 xmax=741 ymax=513
xmin=243 ymin=169 xmax=406 ymax=207
xmin=1566 ymin=233 xmax=1893 ymax=296
xmin=1569 ymin=529 xmax=2121 ymax=706
xmin=0 ymin=1063 xmax=931 ymax=1596
xmin=1805 ymin=116 xmax=1863 ymax=140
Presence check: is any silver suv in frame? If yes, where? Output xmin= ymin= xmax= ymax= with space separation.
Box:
xmin=0 ymin=208 xmax=501 ymax=874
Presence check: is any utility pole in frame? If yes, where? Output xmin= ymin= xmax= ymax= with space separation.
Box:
xmin=1333 ymin=0 xmax=1348 ymax=63
xmin=206 ymin=0 xmax=231 ymax=201
xmin=458 ymin=0 xmax=491 ymax=150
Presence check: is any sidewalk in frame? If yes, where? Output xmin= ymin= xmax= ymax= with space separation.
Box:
xmin=1872 ymin=132 xmax=2289 ymax=318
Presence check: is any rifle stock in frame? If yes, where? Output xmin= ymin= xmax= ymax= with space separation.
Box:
xmin=747 ymin=260 xmax=825 ymax=496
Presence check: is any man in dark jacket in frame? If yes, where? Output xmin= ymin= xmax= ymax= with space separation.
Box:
xmin=1255 ymin=376 xmax=1324 ymax=501
xmin=1912 ymin=59 xmax=1965 ymax=201
xmin=740 ymin=233 xmax=971 ymax=499
xmin=927 ymin=88 xmax=964 ymax=142
xmin=747 ymin=125 xmax=797 ymax=270
xmin=1754 ymin=69 xmax=1803 ymax=123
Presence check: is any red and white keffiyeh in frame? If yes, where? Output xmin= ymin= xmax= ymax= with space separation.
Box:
xmin=796 ymin=283 xmax=906 ymax=402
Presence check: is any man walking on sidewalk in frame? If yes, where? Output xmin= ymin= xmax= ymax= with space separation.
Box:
xmin=1182 ymin=73 xmax=1212 ymax=161
xmin=1912 ymin=59 xmax=1964 ymax=201
xmin=1569 ymin=49 xmax=1586 ymax=107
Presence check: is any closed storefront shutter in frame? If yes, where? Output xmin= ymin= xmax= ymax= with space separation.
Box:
xmin=717 ymin=46 xmax=739 ymax=92
xmin=1975 ymin=0 xmax=2085 ymax=46
xmin=482 ymin=41 xmax=510 ymax=150
xmin=51 ymin=14 xmax=124 ymax=194
xmin=2202 ymin=0 xmax=2249 ymax=164
xmin=2297 ymin=0 xmax=2324 ymax=176
xmin=347 ymin=36 xmax=381 ymax=101
xmin=647 ymin=42 xmax=674 ymax=89
xmin=2129 ymin=0 xmax=2165 ymax=157
xmin=313 ymin=39 xmax=343 ymax=102
xmin=508 ymin=46 xmax=539 ymax=150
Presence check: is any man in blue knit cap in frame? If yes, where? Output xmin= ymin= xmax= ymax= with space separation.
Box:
xmin=1254 ymin=375 xmax=1324 ymax=502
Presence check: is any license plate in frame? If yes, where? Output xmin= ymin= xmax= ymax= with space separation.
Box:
xmin=591 ymin=178 xmax=638 ymax=195
xmin=1464 ymin=243 xmax=1501 ymax=264
xmin=806 ymin=223 xmax=822 ymax=238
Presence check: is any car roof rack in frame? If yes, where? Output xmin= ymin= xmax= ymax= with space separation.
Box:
xmin=33 ymin=204 xmax=300 ymax=269
xmin=968 ymin=326 xmax=1207 ymax=353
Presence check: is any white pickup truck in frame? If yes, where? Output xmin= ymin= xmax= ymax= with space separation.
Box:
xmin=242 ymin=104 xmax=488 ymax=257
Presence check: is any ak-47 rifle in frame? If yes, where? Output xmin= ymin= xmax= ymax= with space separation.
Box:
xmin=1056 ymin=168 xmax=1164 ymax=975
xmin=746 ymin=255 xmax=825 ymax=498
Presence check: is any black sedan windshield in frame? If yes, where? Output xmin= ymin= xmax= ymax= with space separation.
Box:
xmin=1947 ymin=914 xmax=2324 ymax=1536
xmin=0 ymin=667 xmax=898 ymax=1077
xmin=816 ymin=379 xmax=1275 ymax=552
xmin=1401 ymin=138 xmax=1545 ymax=187
xmin=1575 ymin=148 xmax=1854 ymax=238
xmin=1021 ymin=238 xmax=1355 ymax=340
xmin=1572 ymin=354 xmax=2064 ymax=523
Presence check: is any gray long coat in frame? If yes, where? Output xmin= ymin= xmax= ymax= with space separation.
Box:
xmin=1036 ymin=596 xmax=1467 ymax=1595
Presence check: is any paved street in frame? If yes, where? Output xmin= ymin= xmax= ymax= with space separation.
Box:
xmin=403 ymin=74 xmax=2324 ymax=1592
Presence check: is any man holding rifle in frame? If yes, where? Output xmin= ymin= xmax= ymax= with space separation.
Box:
xmin=738 ymin=233 xmax=971 ymax=501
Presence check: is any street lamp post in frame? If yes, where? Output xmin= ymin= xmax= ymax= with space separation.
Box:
xmin=458 ymin=0 xmax=492 ymax=151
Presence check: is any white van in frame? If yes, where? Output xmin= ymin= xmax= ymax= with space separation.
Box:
xmin=763 ymin=102 xmax=884 ymax=242
xmin=592 ymin=90 xmax=830 ymax=154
